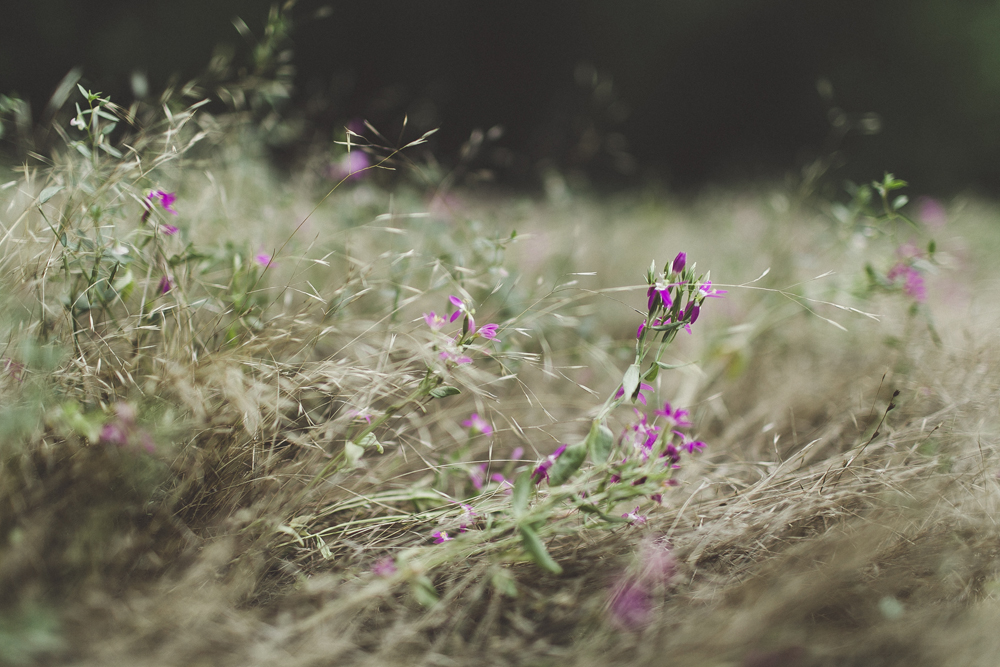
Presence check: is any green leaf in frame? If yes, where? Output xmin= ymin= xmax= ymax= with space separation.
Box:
xmin=491 ymin=568 xmax=518 ymax=597
xmin=355 ymin=431 xmax=383 ymax=453
xmin=511 ymin=471 xmax=531 ymax=519
xmin=411 ymin=575 xmax=439 ymax=607
xmin=519 ymin=524 xmax=562 ymax=574
xmin=344 ymin=441 xmax=365 ymax=467
xmin=643 ymin=363 xmax=659 ymax=383
xmin=892 ymin=194 xmax=909 ymax=210
xmin=928 ymin=239 xmax=936 ymax=256
xmin=38 ymin=185 xmax=63 ymax=204
xmin=586 ymin=419 xmax=613 ymax=462
xmin=547 ymin=441 xmax=587 ymax=486
xmin=622 ymin=364 xmax=640 ymax=403
xmin=429 ymin=385 xmax=461 ymax=399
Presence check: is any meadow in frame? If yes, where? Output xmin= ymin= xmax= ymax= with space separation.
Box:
xmin=2 ymin=83 xmax=1000 ymax=667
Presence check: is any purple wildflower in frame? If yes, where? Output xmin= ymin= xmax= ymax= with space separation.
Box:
xmin=424 ymin=312 xmax=447 ymax=330
xmin=470 ymin=463 xmax=487 ymax=490
xmin=348 ymin=409 xmax=374 ymax=424
xmin=615 ymin=382 xmax=654 ymax=406
xmin=608 ymin=579 xmax=652 ymax=630
xmin=254 ymin=251 xmax=273 ymax=268
xmin=439 ymin=349 xmax=473 ymax=365
xmin=372 ymin=557 xmax=397 ymax=577
xmin=671 ymin=252 xmax=686 ymax=274
xmin=161 ymin=223 xmax=179 ymax=235
xmin=462 ymin=412 xmax=493 ymax=435
xmin=511 ymin=447 xmax=524 ymax=460
xmin=328 ymin=150 xmax=371 ymax=181
xmin=532 ymin=443 xmax=568 ymax=483
xmin=99 ymin=402 xmax=155 ymax=453
xmin=158 ymin=275 xmax=172 ymax=294
xmin=917 ymin=196 xmax=947 ymax=228
xmin=661 ymin=443 xmax=680 ymax=465
xmin=654 ymin=402 xmax=691 ymax=429
xmin=887 ymin=263 xmax=926 ymax=302
xmin=148 ymin=190 xmax=178 ymax=215
xmin=477 ymin=323 xmax=499 ymax=340
xmin=432 ymin=530 xmax=453 ymax=544
xmin=698 ymin=280 xmax=727 ymax=299
xmin=458 ymin=504 xmax=477 ymax=532
xmin=646 ymin=284 xmax=673 ymax=311
xmin=682 ymin=438 xmax=707 ymax=454
xmin=622 ymin=506 xmax=648 ymax=525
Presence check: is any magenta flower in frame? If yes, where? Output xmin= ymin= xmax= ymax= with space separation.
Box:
xmin=671 ymin=252 xmax=686 ymax=274
xmin=348 ymin=409 xmax=374 ymax=424
xmin=608 ymin=579 xmax=652 ymax=630
xmin=698 ymin=280 xmax=727 ymax=299
xmin=328 ymin=150 xmax=371 ymax=181
xmin=887 ymin=263 xmax=926 ymax=302
xmin=448 ymin=295 xmax=465 ymax=321
xmin=615 ymin=382 xmax=654 ymax=406
xmin=158 ymin=275 xmax=172 ymax=294
xmin=254 ymin=251 xmax=273 ymax=268
xmin=458 ymin=503 xmax=477 ymax=532
xmin=469 ymin=463 xmax=488 ymax=490
xmin=917 ymin=196 xmax=947 ymax=228
xmin=462 ymin=412 xmax=493 ymax=435
xmin=654 ymin=402 xmax=691 ymax=429
xmin=99 ymin=402 xmax=155 ymax=453
xmin=161 ymin=223 xmax=179 ymax=235
xmin=372 ymin=557 xmax=397 ymax=577
xmin=622 ymin=506 xmax=648 ymax=525
xmin=511 ymin=447 xmax=524 ymax=460
xmin=477 ymin=323 xmax=499 ymax=340
xmin=432 ymin=530 xmax=453 ymax=544
xmin=532 ymin=443 xmax=568 ymax=483
xmin=423 ymin=312 xmax=447 ymax=330
xmin=646 ymin=284 xmax=673 ymax=311
xmin=439 ymin=349 xmax=473 ymax=365
xmin=147 ymin=190 xmax=178 ymax=215
xmin=682 ymin=438 xmax=707 ymax=454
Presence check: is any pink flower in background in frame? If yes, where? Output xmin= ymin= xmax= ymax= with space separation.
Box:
xmin=608 ymin=536 xmax=677 ymax=630
xmin=328 ymin=150 xmax=371 ymax=181
xmin=372 ymin=557 xmax=397 ymax=577
xmin=147 ymin=190 xmax=178 ymax=215
xmin=458 ymin=504 xmax=477 ymax=532
xmin=432 ymin=530 xmax=453 ymax=544
xmin=158 ymin=275 xmax=172 ymax=294
xmin=254 ymin=250 xmax=274 ymax=268
xmin=161 ymin=223 xmax=179 ymax=235
xmin=99 ymin=402 xmax=155 ymax=453
xmin=462 ymin=412 xmax=493 ymax=435
xmin=887 ymin=263 xmax=926 ymax=302
xmin=917 ymin=196 xmax=947 ymax=228
xmin=469 ymin=463 xmax=487 ymax=490
xmin=439 ymin=349 xmax=473 ymax=365
xmin=423 ymin=312 xmax=447 ymax=330
xmin=608 ymin=580 xmax=651 ymax=629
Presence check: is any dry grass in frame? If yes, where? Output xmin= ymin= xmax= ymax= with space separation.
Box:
xmin=1 ymin=102 xmax=1000 ymax=667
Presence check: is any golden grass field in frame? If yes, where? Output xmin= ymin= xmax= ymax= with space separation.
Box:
xmin=2 ymin=94 xmax=1000 ymax=666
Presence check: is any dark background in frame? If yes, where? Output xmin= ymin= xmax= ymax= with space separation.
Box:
xmin=2 ymin=0 xmax=999 ymax=195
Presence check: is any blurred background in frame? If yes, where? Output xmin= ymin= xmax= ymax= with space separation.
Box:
xmin=1 ymin=0 xmax=998 ymax=196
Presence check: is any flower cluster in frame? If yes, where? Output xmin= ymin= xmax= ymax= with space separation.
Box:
xmin=423 ymin=295 xmax=500 ymax=367
xmin=612 ymin=400 xmax=705 ymax=499
xmin=638 ymin=251 xmax=726 ymax=345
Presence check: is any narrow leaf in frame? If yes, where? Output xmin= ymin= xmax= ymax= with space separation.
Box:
xmin=586 ymin=419 xmax=614 ymax=462
xmin=429 ymin=385 xmax=461 ymax=399
xmin=39 ymin=185 xmax=63 ymax=204
xmin=622 ymin=364 xmax=640 ymax=403
xmin=547 ymin=441 xmax=587 ymax=486
xmin=511 ymin=471 xmax=531 ymax=519
xmin=519 ymin=524 xmax=562 ymax=574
